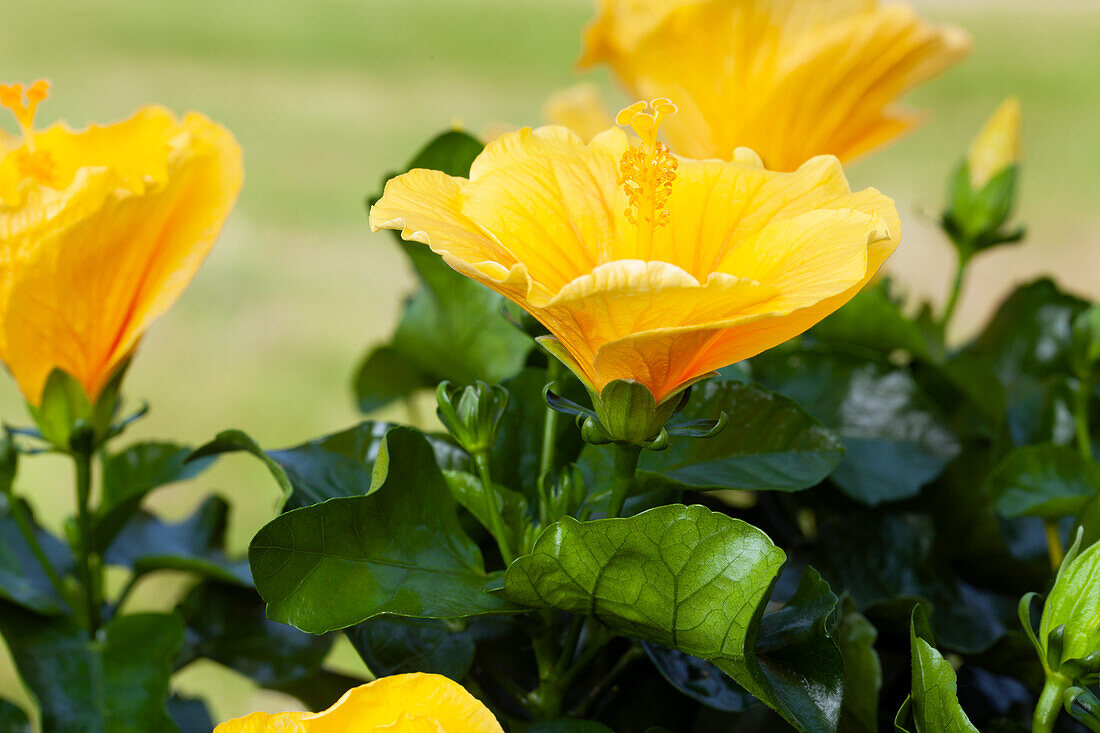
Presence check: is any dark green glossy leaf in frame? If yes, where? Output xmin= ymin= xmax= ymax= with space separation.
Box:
xmin=501 ymin=504 xmax=843 ymax=732
xmin=190 ymin=421 xmax=466 ymax=511
xmin=0 ymin=604 xmax=183 ymax=733
xmin=0 ymin=698 xmax=30 ymax=733
xmin=812 ymin=281 xmax=934 ymax=362
xmin=177 ymin=581 xmax=333 ymax=688
xmin=92 ymin=442 xmax=215 ymax=552
xmin=838 ymin=599 xmax=881 ymax=733
xmin=990 ymin=444 xmax=1100 ymax=519
xmin=813 ymin=513 xmax=1014 ymax=654
xmin=632 ymin=381 xmax=844 ymax=493
xmin=0 ymin=494 xmax=73 ymax=614
xmin=346 ymin=616 xmax=474 ymax=680
xmin=895 ymin=607 xmax=979 ymax=733
xmin=166 ymin=696 xmax=214 ymax=733
xmin=969 ymin=279 xmax=1088 ymax=385
xmin=249 ymin=427 xmax=521 ymax=634
xmin=490 ymin=367 xmax=587 ymax=498
xmin=754 ymin=351 xmax=959 ymax=504
xmin=105 ymin=496 xmax=250 ymax=585
xmin=357 ymin=130 xmax=530 ymax=412
xmin=644 ymin=643 xmax=756 ymax=713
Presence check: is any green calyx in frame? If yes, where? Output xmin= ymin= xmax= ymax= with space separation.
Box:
xmin=24 ymin=361 xmax=140 ymax=454
xmin=435 ymin=380 xmax=510 ymax=454
xmin=942 ymin=161 xmax=1025 ymax=259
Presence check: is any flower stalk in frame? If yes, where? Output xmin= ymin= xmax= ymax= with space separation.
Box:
xmin=606 ymin=442 xmax=642 ymax=518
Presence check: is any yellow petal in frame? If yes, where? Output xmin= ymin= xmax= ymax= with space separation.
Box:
xmin=967 ymin=97 xmax=1022 ymax=188
xmin=0 ymin=107 xmax=242 ymax=404
xmin=584 ymin=0 xmax=971 ymax=168
xmin=214 ymin=674 xmax=504 ymax=733
xmin=372 ymin=118 xmax=899 ymax=401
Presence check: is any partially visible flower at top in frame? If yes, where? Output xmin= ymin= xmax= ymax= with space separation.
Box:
xmin=967 ymin=96 xmax=1021 ymax=188
xmin=371 ymin=99 xmax=898 ymax=416
xmin=542 ymin=83 xmax=615 ymax=143
xmin=578 ymin=0 xmax=971 ymax=170
xmin=0 ymin=80 xmax=242 ymax=407
xmin=214 ymin=673 xmax=505 ymax=732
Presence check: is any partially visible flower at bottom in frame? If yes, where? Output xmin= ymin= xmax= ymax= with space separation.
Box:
xmin=214 ymin=673 xmax=504 ymax=732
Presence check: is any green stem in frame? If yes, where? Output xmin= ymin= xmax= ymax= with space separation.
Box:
xmin=73 ymin=450 xmax=101 ymax=633
xmin=473 ymin=452 xmax=514 ymax=565
xmin=1044 ymin=520 xmax=1064 ymax=571
xmin=6 ymin=494 xmax=73 ymax=613
xmin=572 ymin=644 xmax=644 ymax=718
xmin=538 ymin=360 xmax=562 ymax=489
xmin=940 ymin=251 xmax=970 ymax=334
xmin=1076 ymin=375 xmax=1093 ymax=461
xmin=528 ymin=621 xmax=564 ymax=720
xmin=1033 ymin=674 xmax=1071 ymax=733
xmin=605 ymin=443 xmax=642 ymax=518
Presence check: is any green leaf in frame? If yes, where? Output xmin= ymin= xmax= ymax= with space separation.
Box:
xmin=0 ymin=494 xmax=73 ymax=614
xmin=814 ymin=512 xmax=1015 ymax=654
xmin=1064 ymin=686 xmax=1100 ymax=732
xmin=0 ymin=698 xmax=30 ymax=733
xmin=501 ymin=504 xmax=843 ymax=732
xmin=989 ymin=444 xmax=1100 ymax=519
xmin=249 ymin=427 xmax=521 ymax=634
xmin=105 ymin=496 xmax=250 ymax=585
xmin=754 ymin=351 xmax=959 ymax=504
xmin=627 ymin=381 xmax=844 ymax=493
xmin=1041 ymin=534 xmax=1100 ymax=669
xmin=812 ymin=281 xmax=934 ymax=362
xmin=443 ymin=469 xmax=529 ymax=549
xmin=345 ymin=616 xmax=475 ymax=681
xmin=357 ymin=130 xmax=531 ymax=412
xmin=838 ymin=599 xmax=882 ymax=733
xmin=896 ymin=607 xmax=979 ymax=733
xmin=177 ymin=580 xmax=333 ymax=687
xmin=490 ymin=367 xmax=587 ymax=498
xmin=92 ymin=442 xmax=215 ymax=552
xmin=190 ymin=421 xmax=466 ymax=510
xmin=644 ymin=643 xmax=756 ymax=713
xmin=0 ymin=604 xmax=183 ymax=733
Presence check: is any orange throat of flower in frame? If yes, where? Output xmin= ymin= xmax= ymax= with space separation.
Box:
xmin=616 ymin=98 xmax=679 ymax=261
xmin=1 ymin=79 xmax=59 ymax=187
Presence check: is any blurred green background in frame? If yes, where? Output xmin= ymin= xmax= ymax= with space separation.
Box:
xmin=1 ymin=0 xmax=1098 ymax=725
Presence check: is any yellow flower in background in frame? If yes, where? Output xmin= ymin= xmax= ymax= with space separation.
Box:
xmin=0 ymin=80 xmax=242 ymax=405
xmin=967 ymin=97 xmax=1021 ymax=188
xmin=371 ymin=99 xmax=898 ymax=404
xmin=214 ymin=673 xmax=505 ymax=732
xmin=542 ymin=83 xmax=614 ymax=143
xmin=579 ymin=0 xmax=971 ymax=170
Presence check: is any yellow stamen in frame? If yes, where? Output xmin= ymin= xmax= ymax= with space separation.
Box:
xmin=1 ymin=79 xmax=58 ymax=185
xmin=617 ymin=98 xmax=678 ymax=259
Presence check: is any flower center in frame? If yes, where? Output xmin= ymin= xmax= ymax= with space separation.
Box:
xmin=1 ymin=79 xmax=59 ymax=186
xmin=617 ymin=98 xmax=678 ymax=259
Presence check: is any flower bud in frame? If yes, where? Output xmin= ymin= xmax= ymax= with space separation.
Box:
xmin=943 ymin=97 xmax=1025 ymax=258
xmin=1039 ymin=533 xmax=1100 ymax=681
xmin=435 ymin=381 xmax=509 ymax=455
xmin=967 ymin=97 xmax=1021 ymax=189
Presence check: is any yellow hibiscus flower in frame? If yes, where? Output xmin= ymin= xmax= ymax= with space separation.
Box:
xmin=371 ymin=99 xmax=898 ymax=406
xmin=0 ymin=80 xmax=242 ymax=405
xmin=215 ymin=673 xmax=505 ymax=732
xmin=579 ymin=0 xmax=971 ymax=169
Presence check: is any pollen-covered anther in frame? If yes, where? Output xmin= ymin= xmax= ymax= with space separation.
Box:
xmin=1 ymin=79 xmax=56 ymax=184
xmin=616 ymin=98 xmax=679 ymax=228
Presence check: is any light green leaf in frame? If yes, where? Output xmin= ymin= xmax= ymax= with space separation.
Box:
xmin=1041 ymin=534 xmax=1100 ymax=669
xmin=501 ymin=504 xmax=843 ymax=732
xmin=897 ymin=607 xmax=979 ymax=733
